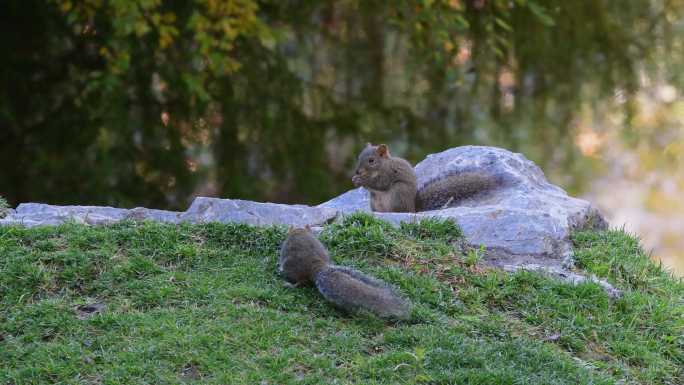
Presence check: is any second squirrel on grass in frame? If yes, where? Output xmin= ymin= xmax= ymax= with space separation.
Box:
xmin=278 ymin=226 xmax=411 ymax=319
xmin=352 ymin=143 xmax=498 ymax=212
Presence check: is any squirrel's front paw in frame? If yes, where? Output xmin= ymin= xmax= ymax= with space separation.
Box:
xmin=352 ymin=174 xmax=362 ymax=187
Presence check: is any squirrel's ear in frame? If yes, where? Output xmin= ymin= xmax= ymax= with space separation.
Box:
xmin=365 ymin=142 xmax=373 ymax=148
xmin=376 ymin=144 xmax=390 ymax=157
xmin=304 ymin=224 xmax=311 ymax=231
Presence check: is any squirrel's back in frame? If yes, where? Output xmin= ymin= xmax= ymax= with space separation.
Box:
xmin=278 ymin=227 xmax=331 ymax=285
xmin=315 ymin=266 xmax=411 ymax=319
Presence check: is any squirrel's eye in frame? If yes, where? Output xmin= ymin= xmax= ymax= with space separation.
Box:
xmin=368 ymin=158 xmax=375 ymax=164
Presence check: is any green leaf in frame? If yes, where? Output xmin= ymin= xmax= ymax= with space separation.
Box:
xmin=495 ymin=17 xmax=513 ymax=32
xmin=528 ymin=2 xmax=555 ymax=26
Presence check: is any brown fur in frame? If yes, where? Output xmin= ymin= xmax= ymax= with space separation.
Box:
xmin=315 ymin=266 xmax=411 ymax=319
xmin=416 ymin=171 xmax=499 ymax=211
xmin=352 ymin=143 xmax=417 ymax=212
xmin=278 ymin=226 xmax=330 ymax=285
xmin=353 ymin=143 xmax=500 ymax=212
xmin=278 ymin=227 xmax=412 ymax=319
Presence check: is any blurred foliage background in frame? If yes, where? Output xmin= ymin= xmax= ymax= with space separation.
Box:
xmin=1 ymin=0 xmax=683 ymax=273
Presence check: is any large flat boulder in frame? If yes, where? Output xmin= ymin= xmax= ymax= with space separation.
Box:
xmin=0 ymin=203 xmax=183 ymax=227
xmin=320 ymin=146 xmax=607 ymax=269
xmin=0 ymin=198 xmax=338 ymax=228
xmin=179 ymin=197 xmax=338 ymax=227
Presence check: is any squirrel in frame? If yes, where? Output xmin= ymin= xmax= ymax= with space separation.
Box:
xmin=352 ymin=143 xmax=498 ymax=212
xmin=278 ymin=226 xmax=411 ymax=319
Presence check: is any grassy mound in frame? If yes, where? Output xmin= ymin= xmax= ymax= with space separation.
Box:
xmin=1 ymin=213 xmax=682 ymax=384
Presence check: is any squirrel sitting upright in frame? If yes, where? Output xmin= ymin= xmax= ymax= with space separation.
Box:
xmin=278 ymin=226 xmax=411 ymax=319
xmin=352 ymin=143 xmax=497 ymax=212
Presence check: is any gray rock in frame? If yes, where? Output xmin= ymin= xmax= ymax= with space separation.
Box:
xmin=180 ymin=197 xmax=338 ymax=227
xmin=320 ymin=146 xmax=607 ymax=270
xmin=0 ymin=203 xmax=129 ymax=227
xmin=0 ymin=198 xmax=338 ymax=228
xmin=126 ymin=207 xmax=182 ymax=223
xmin=501 ymin=264 xmax=621 ymax=298
xmin=0 ymin=207 xmax=15 ymax=219
xmin=318 ymin=187 xmax=370 ymax=213
xmin=0 ymin=203 xmax=182 ymax=227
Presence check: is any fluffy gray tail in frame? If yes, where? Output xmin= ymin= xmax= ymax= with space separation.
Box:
xmin=416 ymin=171 xmax=499 ymax=211
xmin=314 ymin=266 xmax=411 ymax=319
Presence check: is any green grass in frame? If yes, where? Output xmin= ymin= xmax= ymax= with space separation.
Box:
xmin=0 ymin=213 xmax=682 ymax=384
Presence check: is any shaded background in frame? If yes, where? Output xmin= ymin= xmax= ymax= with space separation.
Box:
xmin=1 ymin=0 xmax=682 ymax=275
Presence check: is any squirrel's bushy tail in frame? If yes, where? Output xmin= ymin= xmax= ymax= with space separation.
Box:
xmin=314 ymin=266 xmax=411 ymax=319
xmin=416 ymin=171 xmax=499 ymax=211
